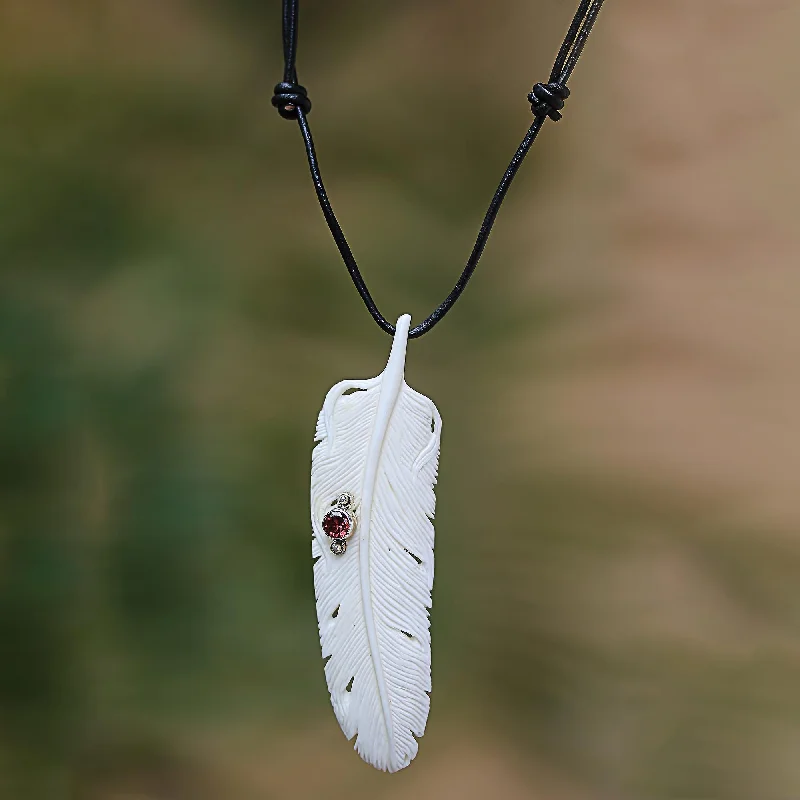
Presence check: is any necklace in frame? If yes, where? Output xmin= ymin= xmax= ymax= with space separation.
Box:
xmin=273 ymin=0 xmax=606 ymax=772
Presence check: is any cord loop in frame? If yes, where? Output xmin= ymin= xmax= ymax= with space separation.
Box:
xmin=528 ymin=82 xmax=570 ymax=121
xmin=276 ymin=0 xmax=605 ymax=338
xmin=272 ymin=81 xmax=312 ymax=119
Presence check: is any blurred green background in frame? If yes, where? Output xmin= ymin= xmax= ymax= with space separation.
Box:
xmin=2 ymin=1 xmax=800 ymax=798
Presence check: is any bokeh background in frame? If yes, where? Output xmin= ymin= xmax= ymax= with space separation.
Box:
xmin=2 ymin=1 xmax=800 ymax=798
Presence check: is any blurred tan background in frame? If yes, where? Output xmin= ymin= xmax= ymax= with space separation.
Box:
xmin=1 ymin=1 xmax=799 ymax=798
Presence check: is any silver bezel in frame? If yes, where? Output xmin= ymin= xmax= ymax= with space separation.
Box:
xmin=322 ymin=499 xmax=357 ymax=541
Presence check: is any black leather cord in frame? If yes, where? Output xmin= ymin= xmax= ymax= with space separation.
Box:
xmin=273 ymin=0 xmax=606 ymax=339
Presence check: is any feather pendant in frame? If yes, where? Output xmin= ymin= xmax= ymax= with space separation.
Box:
xmin=310 ymin=314 xmax=442 ymax=772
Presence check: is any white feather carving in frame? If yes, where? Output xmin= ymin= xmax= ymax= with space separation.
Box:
xmin=310 ymin=314 xmax=442 ymax=772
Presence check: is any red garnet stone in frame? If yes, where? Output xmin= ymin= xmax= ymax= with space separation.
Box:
xmin=322 ymin=509 xmax=351 ymax=539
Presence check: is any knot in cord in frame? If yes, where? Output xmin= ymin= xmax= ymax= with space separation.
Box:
xmin=272 ymin=81 xmax=311 ymax=119
xmin=528 ymin=82 xmax=570 ymax=122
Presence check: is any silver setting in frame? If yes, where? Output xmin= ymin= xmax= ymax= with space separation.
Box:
xmin=330 ymin=539 xmax=347 ymax=556
xmin=321 ymin=492 xmax=358 ymax=548
xmin=336 ymin=492 xmax=353 ymax=509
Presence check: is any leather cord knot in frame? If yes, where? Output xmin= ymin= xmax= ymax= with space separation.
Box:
xmin=528 ymin=82 xmax=570 ymax=121
xmin=272 ymin=81 xmax=312 ymax=119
